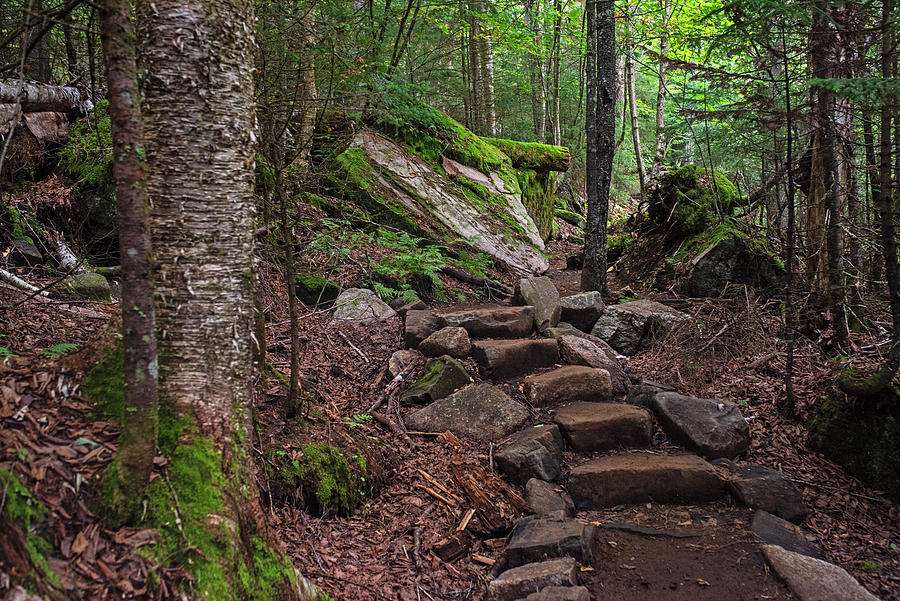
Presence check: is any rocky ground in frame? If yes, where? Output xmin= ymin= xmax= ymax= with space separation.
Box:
xmin=1 ymin=239 xmax=898 ymax=601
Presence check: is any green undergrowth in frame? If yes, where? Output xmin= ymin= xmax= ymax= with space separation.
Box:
xmin=81 ymin=343 xmax=125 ymax=421
xmin=648 ymin=164 xmax=739 ymax=236
xmin=267 ymin=444 xmax=370 ymax=517
xmin=0 ymin=470 xmax=60 ymax=589
xmin=517 ymin=169 xmax=556 ymax=241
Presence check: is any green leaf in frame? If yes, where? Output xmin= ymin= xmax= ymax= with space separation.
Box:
xmin=41 ymin=343 xmax=78 ymax=357
xmin=72 ymin=437 xmax=100 ymax=448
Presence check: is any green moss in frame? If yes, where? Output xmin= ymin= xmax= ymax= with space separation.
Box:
xmin=480 ymin=137 xmax=570 ymax=171
xmin=555 ymin=208 xmax=585 ymax=229
xmin=82 ymin=344 xmax=125 ymax=421
xmin=268 ymin=444 xmax=368 ymax=517
xmin=6 ymin=205 xmax=34 ymax=243
xmin=649 ymin=165 xmax=740 ymax=236
xmin=517 ymin=169 xmax=556 ymax=241
xmin=807 ymin=390 xmax=900 ymax=502
xmin=860 ymin=560 xmax=881 ymax=571
xmin=294 ymin=274 xmax=339 ymax=306
xmin=0 ymin=470 xmax=60 ymax=587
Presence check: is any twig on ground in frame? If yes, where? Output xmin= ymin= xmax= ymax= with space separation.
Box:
xmin=338 ymin=330 xmax=369 ymax=363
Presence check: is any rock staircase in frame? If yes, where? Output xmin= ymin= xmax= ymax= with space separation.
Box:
xmin=390 ymin=278 xmax=882 ymax=601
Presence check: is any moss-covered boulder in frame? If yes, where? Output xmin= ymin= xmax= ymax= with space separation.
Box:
xmin=807 ymin=390 xmax=900 ymax=502
xmin=63 ymin=272 xmax=111 ymax=301
xmin=648 ymin=165 xmax=739 ymax=236
xmin=295 ymin=274 xmax=339 ymax=307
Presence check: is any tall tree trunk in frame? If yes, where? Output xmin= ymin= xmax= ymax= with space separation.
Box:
xmin=582 ymin=0 xmax=615 ymax=295
xmin=525 ymin=0 xmax=546 ymax=139
xmin=467 ymin=5 xmax=482 ymax=132
xmin=474 ymin=0 xmax=496 ymax=136
xmin=135 ymin=0 xmax=305 ymax=595
xmin=624 ymin=13 xmax=646 ymax=198
xmin=62 ymin=8 xmax=79 ymax=81
xmin=24 ymin=0 xmax=51 ymax=82
xmin=98 ymin=0 xmax=158 ymax=524
xmin=780 ymin=26 xmax=797 ymax=417
xmin=548 ymin=0 xmax=562 ymax=145
xmin=650 ymin=0 xmax=671 ymax=178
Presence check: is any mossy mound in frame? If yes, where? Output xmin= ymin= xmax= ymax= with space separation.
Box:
xmin=648 ymin=165 xmax=739 ymax=237
xmin=268 ymin=443 xmax=371 ymax=517
xmin=295 ymin=274 xmax=339 ymax=307
xmin=807 ymin=390 xmax=900 ymax=502
xmin=0 ymin=470 xmax=59 ymax=590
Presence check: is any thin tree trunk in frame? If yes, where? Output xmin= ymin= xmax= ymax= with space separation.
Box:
xmin=582 ymin=0 xmax=615 ymax=295
xmin=468 ymin=4 xmax=482 ymax=132
xmin=650 ymin=0 xmax=671 ymax=178
xmin=24 ymin=0 xmax=51 ymax=83
xmin=98 ymin=0 xmax=158 ymax=523
xmin=549 ymin=0 xmax=562 ymax=145
xmin=525 ymin=0 xmax=546 ymax=139
xmin=624 ymin=14 xmax=646 ymax=198
xmin=62 ymin=9 xmax=78 ymax=81
xmin=780 ymin=26 xmax=797 ymax=417
xmin=474 ymin=0 xmax=496 ymax=136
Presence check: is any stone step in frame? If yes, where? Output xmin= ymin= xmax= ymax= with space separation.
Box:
xmin=524 ymin=479 xmax=575 ymax=517
xmin=504 ymin=513 xmax=594 ymax=569
xmin=405 ymin=308 xmax=440 ymax=348
xmin=712 ymin=459 xmax=808 ymax=523
xmin=440 ymin=305 xmax=535 ymax=338
xmin=495 ymin=425 xmax=564 ymax=485
xmin=472 ymin=338 xmax=560 ymax=379
xmin=487 ymin=557 xmax=578 ymax=601
xmin=551 ymin=402 xmax=652 ymax=452
xmin=556 ymin=334 xmax=628 ymax=396
xmin=762 ymin=544 xmax=882 ymax=601
xmin=520 ymin=587 xmax=590 ymax=601
xmin=651 ymin=392 xmax=750 ymax=459
xmin=404 ymin=383 xmax=529 ymax=442
xmin=523 ymin=366 xmax=611 ymax=407
xmin=400 ymin=356 xmax=472 ymax=405
xmin=567 ymin=453 xmax=725 ymax=509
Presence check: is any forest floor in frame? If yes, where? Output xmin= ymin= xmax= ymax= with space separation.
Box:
xmin=1 ymin=233 xmax=899 ymax=601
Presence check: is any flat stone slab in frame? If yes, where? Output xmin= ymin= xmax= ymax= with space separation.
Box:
xmin=505 ymin=514 xmax=594 ymax=569
xmin=496 ymin=425 xmax=564 ymax=484
xmin=517 ymin=276 xmax=562 ymax=332
xmin=590 ymin=299 xmax=689 ymax=355
xmin=713 ymin=459 xmax=808 ymax=522
xmin=405 ymin=383 xmax=529 ymax=441
xmin=418 ymin=326 xmax=471 ymax=359
xmin=488 ymin=558 xmax=577 ymax=601
xmin=524 ymin=366 xmax=611 ymax=407
xmin=440 ymin=306 xmax=535 ymax=338
xmin=401 ymin=356 xmax=472 ymax=405
xmin=405 ymin=309 xmax=440 ymax=348
xmin=525 ymin=479 xmax=575 ymax=517
xmin=551 ymin=402 xmax=652 ymax=452
xmin=567 ymin=453 xmax=725 ymax=509
xmin=762 ymin=544 xmax=882 ymax=601
xmin=752 ymin=510 xmax=820 ymax=558
xmin=521 ymin=586 xmax=590 ymax=601
xmin=559 ymin=291 xmax=605 ymax=332
xmin=473 ymin=338 xmax=560 ymax=379
xmin=557 ymin=335 xmax=628 ymax=396
xmin=651 ymin=392 xmax=750 ymax=459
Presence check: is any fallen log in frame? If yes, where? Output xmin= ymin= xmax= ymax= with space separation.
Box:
xmin=0 ymin=81 xmax=84 ymax=113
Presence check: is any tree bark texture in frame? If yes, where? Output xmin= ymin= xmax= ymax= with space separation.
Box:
xmin=0 ymin=80 xmax=82 ymax=112
xmin=582 ymin=0 xmax=615 ymax=295
xmin=549 ymin=0 xmax=562 ymax=145
xmin=99 ymin=0 xmax=158 ymax=522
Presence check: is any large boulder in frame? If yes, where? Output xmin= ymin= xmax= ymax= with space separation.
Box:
xmin=331 ymin=288 xmax=397 ymax=325
xmin=591 ymin=299 xmax=690 ymax=355
xmin=558 ymin=292 xmax=605 ymax=332
xmin=440 ymin=306 xmax=534 ymax=338
xmin=761 ymin=544 xmax=882 ymax=601
xmin=686 ymin=232 xmax=783 ymax=297
xmin=517 ymin=276 xmax=561 ymax=332
xmin=9 ymin=239 xmax=42 ymax=267
xmin=495 ymin=425 xmax=564 ymax=484
xmin=647 ymin=164 xmax=739 ymax=237
xmin=651 ymin=392 xmax=750 ymax=459
xmin=63 ymin=272 xmax=110 ymax=301
xmin=404 ymin=383 xmax=529 ymax=441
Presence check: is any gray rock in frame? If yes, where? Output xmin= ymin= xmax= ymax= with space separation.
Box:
xmin=418 ymin=327 xmax=471 ymax=359
xmin=525 ymin=479 xmax=575 ymax=517
xmin=687 ymin=234 xmax=782 ymax=298
xmin=405 ymin=309 xmax=440 ymax=348
xmin=495 ymin=425 xmax=564 ymax=484
xmin=517 ymin=276 xmax=562 ymax=332
xmin=751 ymin=511 xmax=820 ymax=558
xmin=761 ymin=544 xmax=882 ymax=601
xmin=568 ymin=453 xmax=725 ymax=509
xmin=505 ymin=514 xmax=594 ymax=569
xmin=712 ymin=459 xmax=808 ymax=522
xmin=521 ymin=586 xmax=591 ymax=601
xmin=625 ymin=383 xmax=665 ymax=408
xmin=524 ymin=366 xmax=612 ymax=407
xmin=559 ymin=291 xmax=605 ymax=332
xmin=473 ymin=339 xmax=560 ymax=379
xmin=331 ymin=288 xmax=397 ymax=324
xmin=395 ymin=298 xmax=428 ymax=316
xmin=590 ymin=299 xmax=690 ymax=355
xmin=440 ymin=306 xmax=535 ymax=338
xmin=651 ymin=392 xmax=750 ymax=459
xmin=542 ymin=323 xmax=584 ymax=340
xmin=389 ymin=349 xmax=422 ymax=377
xmin=551 ymin=402 xmax=652 ymax=452
xmin=488 ymin=558 xmax=578 ymax=601
xmin=404 ymin=383 xmax=529 ymax=441
xmin=63 ymin=272 xmax=110 ymax=301
xmin=557 ymin=335 xmax=628 ymax=396
xmin=9 ymin=239 xmax=42 ymax=267
xmin=401 ymin=356 xmax=472 ymax=405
